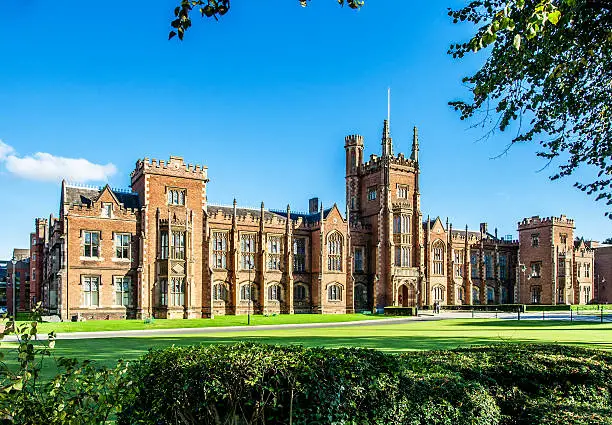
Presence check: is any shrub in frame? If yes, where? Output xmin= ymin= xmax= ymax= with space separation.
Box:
xmin=119 ymin=343 xmax=500 ymax=425
xmin=384 ymin=306 xmax=417 ymax=316
xmin=524 ymin=304 xmax=571 ymax=312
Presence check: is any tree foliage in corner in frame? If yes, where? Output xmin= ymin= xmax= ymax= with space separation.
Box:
xmin=169 ymin=0 xmax=364 ymax=40
xmin=449 ymin=0 xmax=612 ymax=215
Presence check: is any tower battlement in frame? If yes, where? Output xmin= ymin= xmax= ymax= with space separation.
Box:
xmin=131 ymin=155 xmax=208 ymax=181
xmin=518 ymin=214 xmax=574 ymax=229
xmin=344 ymin=134 xmax=364 ymax=147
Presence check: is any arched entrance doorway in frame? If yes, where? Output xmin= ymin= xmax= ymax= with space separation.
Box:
xmin=398 ymin=283 xmax=416 ymax=307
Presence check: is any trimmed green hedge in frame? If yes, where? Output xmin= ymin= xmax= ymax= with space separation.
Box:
xmin=442 ymin=304 xmax=526 ymax=312
xmin=525 ymin=304 xmax=571 ymax=312
xmin=119 ymin=343 xmax=612 ymax=425
xmin=384 ymin=306 xmax=417 ymax=316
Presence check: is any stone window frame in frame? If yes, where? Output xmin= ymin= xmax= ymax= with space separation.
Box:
xmin=293 ymin=237 xmax=307 ymax=273
xmin=394 ymin=245 xmax=411 ymax=268
xmin=171 ymin=231 xmax=186 ymax=260
xmin=239 ymin=281 xmax=257 ymax=302
xmin=393 ymin=214 xmax=411 ymax=235
xmin=158 ymin=278 xmax=168 ymax=306
xmin=213 ymin=281 xmax=228 ymax=302
xmin=453 ymin=249 xmax=464 ymax=278
xmin=267 ymin=282 xmax=282 ymax=302
xmin=160 ymin=231 xmax=169 ymax=260
xmin=472 ymin=287 xmax=480 ymax=305
xmin=531 ymin=233 xmax=540 ymax=247
xmin=531 ymin=285 xmax=542 ymax=304
xmin=82 ymin=230 xmax=101 ymax=259
xmin=432 ymin=240 xmax=444 ymax=276
xmin=367 ymin=187 xmax=377 ymax=201
xmin=212 ymin=231 xmax=228 ymax=270
xmin=114 ymin=275 xmax=132 ymax=307
xmin=499 ymin=255 xmax=507 ymax=280
xmin=114 ymin=233 xmax=131 ymax=261
xmin=486 ymin=286 xmax=495 ymax=303
xmin=432 ymin=285 xmax=445 ymax=302
xmin=484 ymin=254 xmax=493 ymax=279
xmin=327 ymin=282 xmax=343 ymax=302
xmin=294 ymin=282 xmax=309 ymax=302
xmin=240 ymin=233 xmax=257 ymax=271
xmin=354 ymin=246 xmax=365 ymax=272
xmin=560 ymin=233 xmax=568 ymax=245
xmin=170 ymin=277 xmax=185 ymax=306
xmin=585 ymin=263 xmax=591 ymax=278
xmin=101 ymin=202 xmax=113 ymax=218
xmin=530 ymin=261 xmax=542 ymax=278
xmin=81 ymin=275 xmax=100 ymax=308
xmin=167 ymin=187 xmax=186 ymax=206
xmin=327 ymin=231 xmax=343 ymax=272
xmin=267 ymin=235 xmax=282 ymax=271
xmin=396 ymin=184 xmax=409 ymax=199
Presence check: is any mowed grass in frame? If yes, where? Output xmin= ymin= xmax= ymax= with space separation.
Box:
xmin=2 ymin=318 xmax=610 ymax=380
xmin=29 ymin=313 xmax=385 ymax=334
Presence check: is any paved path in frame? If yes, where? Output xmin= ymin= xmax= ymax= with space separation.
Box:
xmin=3 ymin=311 xmax=609 ymax=342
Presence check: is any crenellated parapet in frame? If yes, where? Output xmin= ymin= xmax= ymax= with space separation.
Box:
xmin=344 ymin=134 xmax=364 ymax=147
xmin=518 ymin=214 xmax=575 ymax=229
xmin=131 ymin=155 xmax=208 ymax=182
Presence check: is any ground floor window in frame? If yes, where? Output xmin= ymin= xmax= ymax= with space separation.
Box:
xmin=268 ymin=284 xmax=281 ymax=301
xmin=487 ymin=287 xmax=495 ymax=304
xmin=82 ymin=275 xmax=100 ymax=307
xmin=433 ymin=286 xmax=444 ymax=302
xmin=328 ymin=284 xmax=342 ymax=301
xmin=158 ymin=279 xmax=168 ymax=306
xmin=171 ymin=277 xmax=185 ymax=306
xmin=584 ymin=286 xmax=591 ymax=304
xmin=472 ymin=288 xmax=480 ymax=304
xmin=294 ymin=283 xmax=307 ymax=301
xmin=213 ymin=282 xmax=228 ymax=301
xmin=531 ymin=286 xmax=542 ymax=304
xmin=240 ymin=283 xmax=256 ymax=302
xmin=114 ymin=276 xmax=131 ymax=306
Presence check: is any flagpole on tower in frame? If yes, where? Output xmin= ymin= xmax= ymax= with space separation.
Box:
xmin=387 ymin=87 xmax=391 ymax=126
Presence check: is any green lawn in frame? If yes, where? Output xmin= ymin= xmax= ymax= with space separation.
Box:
xmin=3 ymin=318 xmax=610 ymax=380
xmin=29 ymin=313 xmax=385 ymax=334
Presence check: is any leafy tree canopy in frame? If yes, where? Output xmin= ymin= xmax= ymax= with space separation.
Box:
xmin=603 ymin=237 xmax=612 ymax=244
xmin=448 ymin=0 xmax=612 ymax=216
xmin=169 ymin=0 xmax=364 ymax=40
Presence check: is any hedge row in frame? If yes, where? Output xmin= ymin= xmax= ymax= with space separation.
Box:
xmin=441 ymin=304 xmax=526 ymax=312
xmin=524 ymin=304 xmax=571 ymax=312
xmin=119 ymin=343 xmax=612 ymax=425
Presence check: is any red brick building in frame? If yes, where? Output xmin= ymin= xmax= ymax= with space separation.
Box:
xmin=594 ymin=243 xmax=611 ymax=303
xmin=33 ymin=120 xmax=598 ymax=320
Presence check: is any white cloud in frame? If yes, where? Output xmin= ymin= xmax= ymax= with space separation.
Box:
xmin=0 ymin=140 xmax=15 ymax=160
xmin=0 ymin=140 xmax=117 ymax=183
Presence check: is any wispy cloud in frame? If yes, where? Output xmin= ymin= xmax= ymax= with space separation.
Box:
xmin=0 ymin=140 xmax=117 ymax=183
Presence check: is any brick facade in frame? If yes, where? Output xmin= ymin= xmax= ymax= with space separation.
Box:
xmin=31 ymin=121 xmax=599 ymax=320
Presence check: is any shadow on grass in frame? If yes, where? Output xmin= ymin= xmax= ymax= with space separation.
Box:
xmin=459 ymin=319 xmax=612 ymax=328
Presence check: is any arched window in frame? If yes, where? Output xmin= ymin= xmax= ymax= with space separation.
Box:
xmin=472 ymin=287 xmax=480 ymax=304
xmin=294 ymin=283 xmax=308 ymax=301
xmin=268 ymin=283 xmax=281 ymax=301
xmin=433 ymin=286 xmax=445 ymax=302
xmin=240 ymin=283 xmax=256 ymax=302
xmin=487 ymin=287 xmax=495 ymax=303
xmin=328 ymin=232 xmax=343 ymax=271
xmin=328 ymin=283 xmax=342 ymax=301
xmin=213 ymin=282 xmax=228 ymax=301
xmin=458 ymin=287 xmax=465 ymax=302
xmin=432 ymin=241 xmax=444 ymax=275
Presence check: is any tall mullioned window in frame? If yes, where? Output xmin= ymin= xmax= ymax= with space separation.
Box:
xmin=328 ymin=233 xmax=343 ymax=271
xmin=394 ymin=246 xmax=410 ymax=267
xmin=160 ymin=231 xmax=169 ymax=259
xmin=393 ymin=214 xmax=410 ymax=234
xmin=167 ymin=189 xmax=186 ymax=206
xmin=170 ymin=277 xmax=185 ymax=306
xmin=82 ymin=275 xmax=100 ymax=307
xmin=354 ymin=247 xmax=365 ymax=272
xmin=268 ymin=284 xmax=281 ymax=301
xmin=530 ymin=262 xmax=542 ymax=278
xmin=114 ymin=276 xmax=131 ymax=306
xmin=454 ymin=249 xmax=464 ymax=277
xmin=328 ymin=284 xmax=342 ymax=301
xmin=293 ymin=238 xmax=306 ymax=272
xmin=213 ymin=283 xmax=227 ymax=301
xmin=115 ymin=233 xmax=131 ymax=259
xmin=499 ymin=255 xmax=507 ymax=279
xmin=432 ymin=242 xmax=444 ymax=275
xmin=485 ymin=254 xmax=493 ymax=279
xmin=212 ymin=232 xmax=227 ymax=269
xmin=241 ymin=234 xmax=256 ymax=270
xmin=172 ymin=231 xmax=186 ymax=260
xmin=471 ymin=253 xmax=479 ymax=278
xmin=83 ymin=231 xmax=100 ymax=258
xmin=158 ymin=279 xmax=168 ymax=306
xmin=268 ymin=236 xmax=282 ymax=270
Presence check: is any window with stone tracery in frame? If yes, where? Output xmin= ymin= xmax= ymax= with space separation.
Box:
xmin=394 ymin=246 xmax=410 ymax=267
xmin=172 ymin=231 xmax=185 ymax=260
xmin=454 ymin=249 xmax=464 ymax=277
xmin=432 ymin=241 xmax=444 ymax=275
xmin=268 ymin=236 xmax=282 ymax=271
xmin=293 ymin=238 xmax=306 ymax=272
xmin=241 ymin=233 xmax=256 ymax=270
xmin=212 ymin=232 xmax=227 ymax=269
xmin=327 ymin=232 xmax=343 ymax=271
xmin=393 ymin=214 xmax=410 ymax=234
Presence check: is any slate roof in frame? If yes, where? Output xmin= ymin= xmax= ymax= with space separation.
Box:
xmin=208 ymin=205 xmax=287 ymax=221
xmin=64 ymin=185 xmax=140 ymax=209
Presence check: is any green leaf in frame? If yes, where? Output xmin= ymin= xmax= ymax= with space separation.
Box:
xmin=548 ymin=10 xmax=561 ymax=25
xmin=513 ymin=34 xmax=521 ymax=50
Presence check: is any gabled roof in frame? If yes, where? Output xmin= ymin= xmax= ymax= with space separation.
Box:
xmin=64 ymin=185 xmax=140 ymax=210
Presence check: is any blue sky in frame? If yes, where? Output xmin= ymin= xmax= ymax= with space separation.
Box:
xmin=0 ymin=1 xmax=610 ymax=258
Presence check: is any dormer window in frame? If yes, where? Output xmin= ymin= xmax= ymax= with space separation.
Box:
xmin=167 ymin=189 xmax=186 ymax=206
xmin=101 ymin=203 xmax=113 ymax=218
